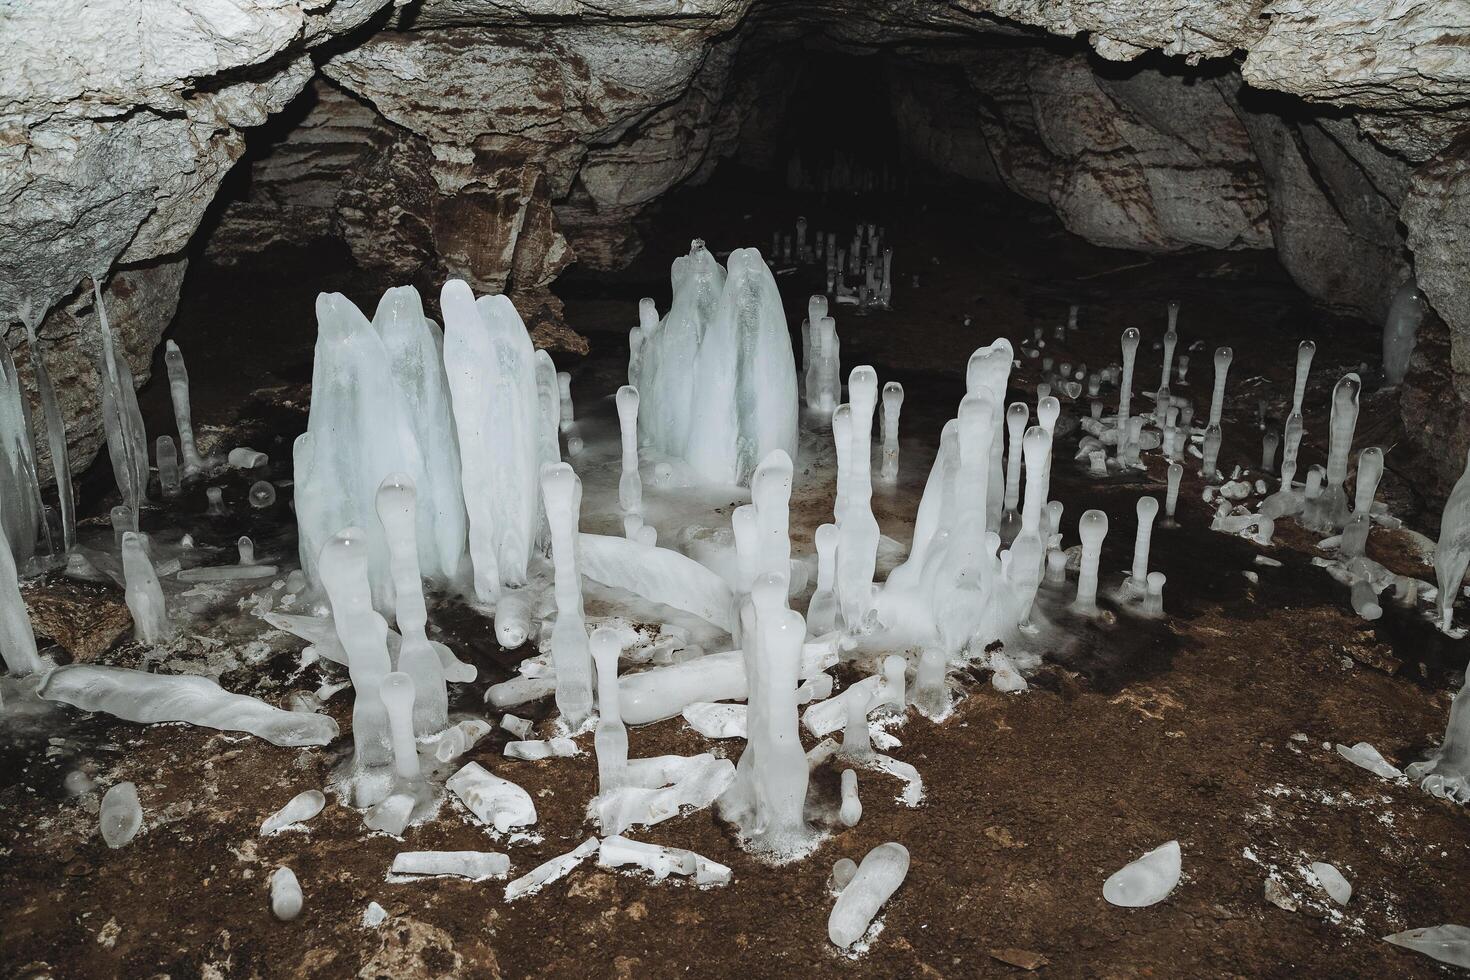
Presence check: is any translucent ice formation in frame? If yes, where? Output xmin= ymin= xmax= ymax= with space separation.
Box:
xmin=1206 ymin=347 xmax=1232 ymax=433
xmin=719 ymin=572 xmax=813 ymax=855
xmin=542 ymin=463 xmax=593 ymax=726
xmin=1335 ymin=740 xmax=1404 ymax=780
xmin=261 ymin=790 xmax=326 ymax=836
xmin=319 ymin=528 xmax=395 ymax=803
xmin=296 ymin=290 xmax=458 ymax=609
xmin=446 ymin=761 xmax=537 ymax=832
xmin=1116 ymin=328 xmax=1140 ymax=463
xmin=19 ymin=304 xmax=75 ymax=550
xmin=880 ymin=382 xmax=903 ymax=481
xmin=505 ymin=838 xmax=598 ymax=901
xmin=92 ymin=277 xmax=149 ymax=514
xmin=913 ymin=649 xmax=950 ymax=720
xmin=1305 ymin=374 xmax=1361 ymax=531
xmin=1291 ymin=340 xmax=1315 ymax=419
xmin=442 ymin=280 xmax=546 ymax=602
xmin=578 ymin=533 xmax=736 ymax=635
xmin=839 ymin=769 xmax=862 ymax=826
xmin=1435 ymin=446 xmax=1470 ymax=631
xmin=40 ymin=664 xmax=339 ymax=746
xmin=836 ymin=367 xmax=882 ymax=631
xmin=1382 ymin=281 xmax=1425 ymax=386
xmin=1103 ymin=840 xmax=1180 ymax=907
xmin=375 ymin=474 xmax=449 ymax=735
xmin=1128 ymin=497 xmax=1158 ymax=595
xmin=0 ymin=515 xmax=43 ymax=675
xmin=1384 ymin=925 xmax=1470 ymax=968
xmin=0 ymin=341 xmax=42 ymax=565
xmin=1309 ymin=862 xmax=1351 ymax=905
xmin=1162 ymin=462 xmax=1183 ymax=528
xmin=594 ymin=752 xmax=735 ymax=835
xmin=1407 ymin=667 xmax=1470 ymax=802
xmin=271 ymin=866 xmax=303 ymax=921
xmin=592 ymin=627 xmax=628 ymax=794
xmin=598 ymin=835 xmax=731 ymax=885
xmin=1073 ymin=510 xmax=1108 ymax=615
xmin=685 ymin=248 xmax=799 ymax=485
xmin=157 ymin=437 xmax=181 ymax=498
xmin=392 ymin=850 xmax=510 ymax=881
xmin=379 ymin=672 xmax=422 ymax=781
xmin=966 ymin=339 xmax=1013 ymax=528
xmin=637 ymin=240 xmax=726 ymax=458
xmin=120 ymin=532 xmax=172 ymax=644
xmin=828 ymin=842 xmax=909 ymax=948
xmin=100 ymin=781 xmax=142 ymax=847
xmin=164 ymin=340 xmax=205 ymax=476
xmin=616 ymin=385 xmax=642 ymax=515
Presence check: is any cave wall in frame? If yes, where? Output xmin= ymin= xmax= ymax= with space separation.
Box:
xmin=3 ymin=0 xmax=1470 ymax=495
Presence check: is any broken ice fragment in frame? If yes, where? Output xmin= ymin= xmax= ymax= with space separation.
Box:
xmin=831 ymin=857 xmax=858 ymax=891
xmin=362 ymin=902 xmax=387 ymax=927
xmin=1103 ymin=840 xmax=1180 ymax=907
xmin=828 ymin=842 xmax=910 ymax=949
xmin=100 ymin=781 xmax=142 ymax=848
xmin=505 ymin=837 xmax=598 ymax=901
xmin=839 ymin=769 xmax=862 ymax=826
xmin=595 ymin=753 xmax=736 ymax=836
xmin=363 ymin=793 xmax=415 ymax=836
xmin=682 ymin=701 xmax=747 ymax=739
xmin=505 ymin=738 xmax=579 ymax=760
xmin=1335 ymin=741 xmax=1403 ymax=781
xmin=391 ymin=850 xmax=510 ymax=881
xmin=499 ymin=714 xmax=532 ymax=740
xmin=40 ymin=664 xmax=338 ymax=747
xmin=597 ymin=835 xmax=732 ymax=885
xmin=446 ymin=762 xmax=536 ymax=832
xmin=1384 ymin=925 xmax=1470 ymax=969
xmin=1309 ymin=862 xmax=1351 ymax=905
xmin=271 ymin=866 xmax=303 ymax=921
xmin=261 ymin=790 xmax=326 ymax=836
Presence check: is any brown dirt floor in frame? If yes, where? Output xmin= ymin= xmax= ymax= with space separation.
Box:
xmin=3 ymin=170 xmax=1468 ymax=979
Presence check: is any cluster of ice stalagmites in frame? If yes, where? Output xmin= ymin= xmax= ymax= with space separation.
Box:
xmin=295 ymin=287 xmax=469 ymax=612
xmin=631 ymin=242 xmax=798 ymax=487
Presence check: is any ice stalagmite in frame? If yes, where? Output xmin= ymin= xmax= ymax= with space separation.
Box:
xmin=1436 ymin=447 xmax=1470 ymax=630
xmin=19 ymin=303 xmax=75 ymax=551
xmin=1117 ymin=328 xmax=1140 ymax=464
xmin=441 ymin=280 xmax=542 ymax=602
xmin=0 ymin=513 xmax=43 ymax=675
xmin=807 ymin=523 xmax=839 ymax=635
xmin=1340 ymin=447 xmax=1383 ymax=559
xmin=533 ymin=350 xmax=561 ymax=476
xmin=1008 ymin=426 xmax=1050 ymax=625
xmin=1128 ymin=497 xmax=1158 ymax=595
xmin=1409 ymin=666 xmax=1470 ymax=802
xmin=1074 ymin=510 xmax=1108 ymax=615
xmin=1291 ymin=340 xmax=1315 ymax=418
xmin=295 ymin=293 xmax=426 ymax=609
xmin=375 ymin=474 xmax=449 ymax=736
xmin=0 ymin=347 xmax=41 ymax=565
xmin=157 ymin=437 xmax=181 ymax=498
xmin=685 ymin=248 xmax=798 ymax=486
xmin=880 ymin=382 xmax=903 ymax=481
xmin=372 ymin=287 xmax=468 ymax=583
xmin=966 ymin=339 xmax=1012 ymax=530
xmin=752 ymin=450 xmax=794 ymax=581
xmin=121 ymin=532 xmax=172 ymax=644
xmin=1162 ymin=462 xmax=1183 ymax=528
xmin=1207 ymin=346 xmax=1233 ymax=432
xmin=639 ymin=240 xmax=726 ymax=459
xmin=719 ymin=572 xmax=812 ymax=856
xmin=836 ymin=367 xmax=880 ymax=631
xmin=319 ymin=528 xmax=395 ymax=806
xmin=164 ymin=341 xmax=205 ymax=476
xmin=616 ymin=385 xmax=642 ymax=515
xmin=92 ymin=277 xmax=149 ymax=514
xmin=379 ymin=672 xmax=422 ymax=781
xmin=557 ymin=372 xmax=574 ymax=431
xmin=542 ymin=463 xmax=593 ymax=728
xmin=592 ymin=627 xmax=628 ymax=794
xmin=1001 ymin=402 xmax=1028 ymax=536
xmin=828 ymin=842 xmax=909 ymax=948
xmin=1306 ymin=373 xmax=1361 ymax=531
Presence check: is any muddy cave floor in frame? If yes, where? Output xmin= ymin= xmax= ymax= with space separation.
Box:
xmin=4 ymin=180 xmax=1469 ymax=979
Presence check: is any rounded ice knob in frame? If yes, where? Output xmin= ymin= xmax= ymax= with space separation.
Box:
xmin=379 ymin=670 xmax=415 ymax=717
xmin=248 ymin=480 xmax=276 ymax=508
xmin=1103 ymin=840 xmax=1180 ymax=907
xmin=271 ymin=866 xmax=303 ymax=921
xmin=1120 ymin=327 xmax=1140 ymax=357
xmin=1038 ymin=395 xmax=1060 ymax=431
